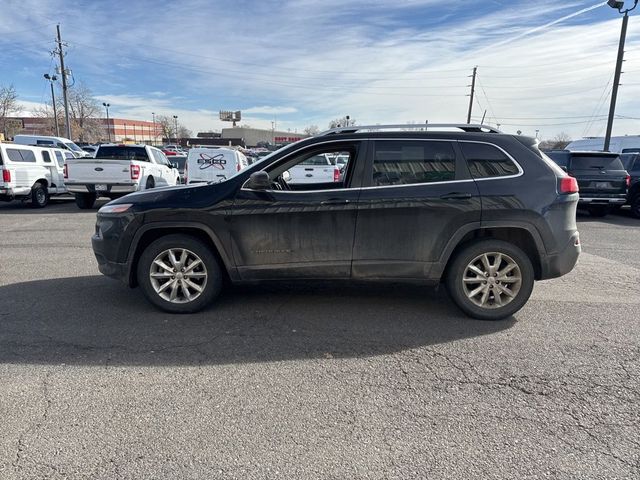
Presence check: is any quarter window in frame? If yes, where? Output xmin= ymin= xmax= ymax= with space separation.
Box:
xmin=460 ymin=143 xmax=519 ymax=179
xmin=6 ymin=148 xmax=36 ymax=162
xmin=372 ymin=140 xmax=456 ymax=186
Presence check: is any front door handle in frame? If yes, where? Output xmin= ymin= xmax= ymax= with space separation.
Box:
xmin=321 ymin=199 xmax=350 ymax=206
xmin=440 ymin=192 xmax=472 ymax=200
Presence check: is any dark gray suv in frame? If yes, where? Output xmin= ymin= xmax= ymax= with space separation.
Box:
xmin=92 ymin=124 xmax=581 ymax=320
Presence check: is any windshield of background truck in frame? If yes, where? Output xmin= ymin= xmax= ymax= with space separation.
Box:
xmin=64 ymin=142 xmax=84 ymax=153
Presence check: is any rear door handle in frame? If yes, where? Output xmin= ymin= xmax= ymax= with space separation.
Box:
xmin=321 ymin=199 xmax=350 ymax=205
xmin=440 ymin=192 xmax=472 ymax=200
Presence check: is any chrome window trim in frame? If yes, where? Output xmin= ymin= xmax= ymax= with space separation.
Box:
xmin=241 ymin=138 xmax=524 ymax=193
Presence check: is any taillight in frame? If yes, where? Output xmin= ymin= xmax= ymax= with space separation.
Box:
xmin=333 ymin=167 xmax=340 ymax=182
xmin=559 ymin=176 xmax=579 ymax=194
xmin=131 ymin=164 xmax=141 ymax=180
xmin=63 ymin=164 xmax=68 ymax=179
xmin=626 ymin=174 xmax=631 ymax=188
xmin=2 ymin=168 xmax=10 ymax=183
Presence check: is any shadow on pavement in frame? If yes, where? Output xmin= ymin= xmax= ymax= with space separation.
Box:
xmin=0 ymin=198 xmax=109 ymax=214
xmin=0 ymin=276 xmax=515 ymax=366
xmin=576 ymin=207 xmax=639 ymax=226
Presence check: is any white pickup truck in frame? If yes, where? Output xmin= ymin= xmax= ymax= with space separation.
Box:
xmin=64 ymin=144 xmax=180 ymax=209
xmin=288 ymin=153 xmax=341 ymax=185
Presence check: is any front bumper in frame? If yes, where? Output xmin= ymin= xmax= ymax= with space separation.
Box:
xmin=92 ymin=233 xmax=130 ymax=285
xmin=540 ymin=231 xmax=581 ymax=280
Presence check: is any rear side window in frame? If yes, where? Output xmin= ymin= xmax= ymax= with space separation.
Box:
xmin=6 ymin=148 xmax=36 ymax=163
xmin=460 ymin=142 xmax=519 ymax=179
xmin=569 ymin=155 xmax=624 ymax=171
xmin=42 ymin=151 xmax=52 ymax=163
xmin=97 ymin=146 xmax=149 ymax=162
xmin=372 ymin=140 xmax=456 ymax=186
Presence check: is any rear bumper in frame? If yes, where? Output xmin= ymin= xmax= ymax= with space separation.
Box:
xmin=578 ymin=196 xmax=626 ymax=204
xmin=67 ymin=183 xmax=139 ymax=194
xmin=0 ymin=185 xmax=31 ymax=199
xmin=540 ymin=231 xmax=581 ymax=280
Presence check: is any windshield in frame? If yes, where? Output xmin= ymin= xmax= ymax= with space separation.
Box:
xmin=65 ymin=141 xmax=84 ymax=153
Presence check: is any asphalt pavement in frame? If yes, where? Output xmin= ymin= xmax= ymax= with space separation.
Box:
xmin=0 ymin=199 xmax=638 ymax=479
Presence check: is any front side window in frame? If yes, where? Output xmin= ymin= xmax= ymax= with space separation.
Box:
xmin=54 ymin=151 xmax=64 ymax=167
xmin=265 ymin=145 xmax=357 ymax=189
xmin=372 ymin=140 xmax=456 ymax=186
xmin=460 ymin=142 xmax=519 ymax=179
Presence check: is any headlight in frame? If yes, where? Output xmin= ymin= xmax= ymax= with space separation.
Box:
xmin=98 ymin=203 xmax=133 ymax=214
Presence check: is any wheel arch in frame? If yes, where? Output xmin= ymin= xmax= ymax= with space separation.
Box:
xmin=126 ymin=223 xmax=234 ymax=287
xmin=438 ymin=225 xmax=544 ymax=281
xmin=33 ymin=178 xmax=49 ymax=188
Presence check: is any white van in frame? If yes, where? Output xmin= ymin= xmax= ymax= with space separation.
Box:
xmin=0 ymin=144 xmax=70 ymax=207
xmin=566 ymin=136 xmax=640 ymax=154
xmin=13 ymin=135 xmax=92 ymax=158
xmin=185 ymin=148 xmax=249 ymax=184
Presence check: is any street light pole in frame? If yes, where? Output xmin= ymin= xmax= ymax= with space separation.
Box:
xmin=44 ymin=74 xmax=60 ymax=137
xmin=152 ymin=112 xmax=156 ymax=145
xmin=124 ymin=123 xmax=127 ymax=141
xmin=173 ymin=115 xmax=178 ymax=145
xmin=102 ymin=102 xmax=111 ymax=142
xmin=604 ymin=0 xmax=638 ymax=151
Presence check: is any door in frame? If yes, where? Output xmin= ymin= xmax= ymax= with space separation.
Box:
xmin=352 ymin=139 xmax=481 ymax=279
xmin=41 ymin=150 xmax=62 ymax=193
xmin=230 ymin=140 xmax=366 ymax=280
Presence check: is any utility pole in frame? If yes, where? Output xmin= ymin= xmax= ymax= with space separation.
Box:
xmin=55 ymin=24 xmax=72 ymax=140
xmin=466 ymin=66 xmax=477 ymax=124
xmin=604 ymin=1 xmax=637 ymax=151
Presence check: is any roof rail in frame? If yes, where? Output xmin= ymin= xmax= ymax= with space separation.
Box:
xmin=318 ymin=123 xmax=503 ymax=136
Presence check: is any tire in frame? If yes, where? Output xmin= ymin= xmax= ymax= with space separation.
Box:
xmin=30 ymin=182 xmax=48 ymax=208
xmin=137 ymin=234 xmax=222 ymax=313
xmin=445 ymin=239 xmax=535 ymax=321
xmin=587 ymin=205 xmax=611 ymax=217
xmin=630 ymin=193 xmax=640 ymax=219
xmin=145 ymin=177 xmax=155 ymax=190
xmin=75 ymin=192 xmax=97 ymax=209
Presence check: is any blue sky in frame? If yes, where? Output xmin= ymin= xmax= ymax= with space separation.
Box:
xmin=1 ymin=0 xmax=639 ymax=139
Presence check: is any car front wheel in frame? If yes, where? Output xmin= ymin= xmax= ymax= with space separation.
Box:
xmin=137 ymin=234 xmax=222 ymax=313
xmin=446 ymin=239 xmax=535 ymax=321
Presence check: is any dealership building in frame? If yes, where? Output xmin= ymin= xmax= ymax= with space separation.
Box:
xmin=220 ymin=127 xmax=307 ymax=147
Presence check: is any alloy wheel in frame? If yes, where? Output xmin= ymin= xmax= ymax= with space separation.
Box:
xmin=149 ymin=248 xmax=208 ymax=304
xmin=462 ymin=252 xmax=522 ymax=309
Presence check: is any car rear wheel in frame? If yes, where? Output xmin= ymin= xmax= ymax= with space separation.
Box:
xmin=145 ymin=177 xmax=155 ymax=190
xmin=30 ymin=182 xmax=48 ymax=208
xmin=587 ymin=205 xmax=611 ymax=217
xmin=630 ymin=194 xmax=640 ymax=219
xmin=75 ymin=192 xmax=97 ymax=209
xmin=137 ymin=234 xmax=222 ymax=313
xmin=446 ymin=239 xmax=534 ymax=321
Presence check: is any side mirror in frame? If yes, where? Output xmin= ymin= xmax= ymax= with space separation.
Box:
xmin=246 ymin=171 xmax=271 ymax=190
xmin=171 ymin=162 xmax=178 ymax=169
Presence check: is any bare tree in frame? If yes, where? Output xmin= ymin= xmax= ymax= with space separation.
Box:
xmin=0 ymin=84 xmax=20 ymax=139
xmin=64 ymin=82 xmax=102 ymax=142
xmin=177 ymin=125 xmax=192 ymax=138
xmin=303 ymin=125 xmax=320 ymax=135
xmin=328 ymin=116 xmax=356 ymax=129
xmin=539 ymin=132 xmax=572 ymax=151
